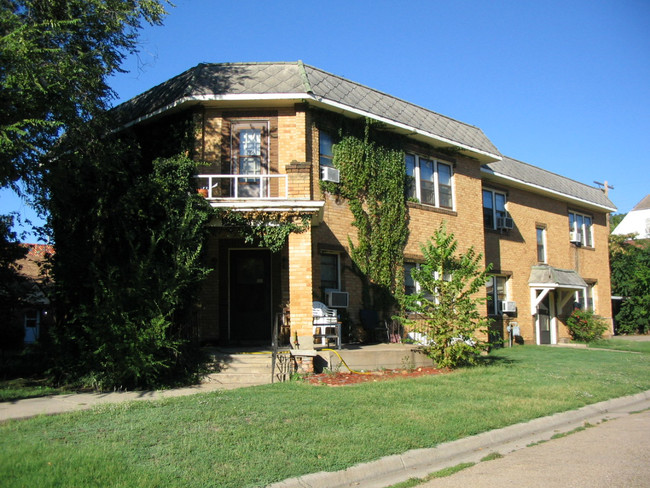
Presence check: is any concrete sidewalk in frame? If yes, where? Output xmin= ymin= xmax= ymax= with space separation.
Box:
xmin=269 ymin=390 xmax=650 ymax=488
xmin=0 ymin=381 xmax=235 ymax=422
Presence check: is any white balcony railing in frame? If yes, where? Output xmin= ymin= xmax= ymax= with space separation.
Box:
xmin=196 ymin=174 xmax=289 ymax=199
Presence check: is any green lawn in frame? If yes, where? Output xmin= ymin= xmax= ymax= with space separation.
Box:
xmin=0 ymin=378 xmax=62 ymax=402
xmin=590 ymin=337 xmax=650 ymax=354
xmin=2 ymin=346 xmax=649 ymax=488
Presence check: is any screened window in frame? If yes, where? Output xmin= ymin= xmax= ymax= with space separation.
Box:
xmin=536 ymin=226 xmax=547 ymax=263
xmin=569 ymin=211 xmax=593 ymax=247
xmin=486 ymin=275 xmax=507 ymax=315
xmin=320 ymin=253 xmax=340 ymax=292
xmin=319 ymin=132 xmax=334 ymax=168
xmin=483 ymin=189 xmax=507 ymax=229
xmin=405 ymin=154 xmax=453 ymax=209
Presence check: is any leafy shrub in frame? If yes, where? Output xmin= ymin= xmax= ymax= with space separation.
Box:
xmin=399 ymin=224 xmax=491 ymax=368
xmin=566 ymin=309 xmax=608 ymax=343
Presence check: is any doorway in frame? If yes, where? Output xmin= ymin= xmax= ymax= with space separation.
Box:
xmin=228 ymin=249 xmax=272 ymax=344
xmin=537 ymin=294 xmax=551 ymax=344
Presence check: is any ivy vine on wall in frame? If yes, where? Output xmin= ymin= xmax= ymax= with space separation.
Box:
xmin=218 ymin=209 xmax=311 ymax=253
xmin=321 ymin=119 xmax=409 ymax=312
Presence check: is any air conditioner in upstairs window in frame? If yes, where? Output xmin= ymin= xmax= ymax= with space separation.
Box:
xmin=570 ymin=231 xmax=583 ymax=245
xmin=501 ymin=301 xmax=517 ymax=313
xmin=326 ymin=290 xmax=349 ymax=308
xmin=496 ymin=216 xmax=514 ymax=230
xmin=321 ymin=166 xmax=340 ymax=183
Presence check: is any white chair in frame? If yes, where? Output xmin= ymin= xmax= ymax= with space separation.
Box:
xmin=312 ymin=301 xmax=341 ymax=349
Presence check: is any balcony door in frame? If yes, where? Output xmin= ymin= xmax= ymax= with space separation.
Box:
xmin=231 ymin=122 xmax=268 ymax=197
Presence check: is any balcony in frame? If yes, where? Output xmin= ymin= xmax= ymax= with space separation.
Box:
xmin=197 ymin=173 xmax=324 ymax=224
xmin=196 ymin=174 xmax=289 ymax=200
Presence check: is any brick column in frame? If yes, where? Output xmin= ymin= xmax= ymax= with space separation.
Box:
xmin=288 ymin=225 xmax=314 ymax=349
xmin=285 ymin=161 xmax=312 ymax=199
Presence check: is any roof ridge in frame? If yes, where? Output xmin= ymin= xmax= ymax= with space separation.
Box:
xmin=301 ymin=63 xmax=485 ymax=132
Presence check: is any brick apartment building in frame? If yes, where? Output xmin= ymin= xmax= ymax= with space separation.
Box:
xmin=115 ymin=62 xmax=616 ymax=348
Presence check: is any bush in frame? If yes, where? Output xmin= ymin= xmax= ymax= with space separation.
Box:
xmin=566 ymin=309 xmax=608 ymax=343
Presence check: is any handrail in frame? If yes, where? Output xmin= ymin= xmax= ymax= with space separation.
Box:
xmin=196 ymin=174 xmax=289 ymax=199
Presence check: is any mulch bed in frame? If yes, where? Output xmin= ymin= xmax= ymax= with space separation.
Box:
xmin=303 ymin=366 xmax=449 ymax=386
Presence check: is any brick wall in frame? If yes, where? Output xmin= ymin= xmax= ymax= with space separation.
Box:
xmin=484 ymin=184 xmax=613 ymax=343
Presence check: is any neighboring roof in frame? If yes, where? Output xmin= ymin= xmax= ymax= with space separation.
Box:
xmin=16 ymin=244 xmax=54 ymax=282
xmin=528 ymin=265 xmax=587 ymax=290
xmin=482 ymin=156 xmax=617 ymax=213
xmin=632 ymin=194 xmax=650 ymax=211
xmin=113 ymin=61 xmax=501 ymax=162
xmin=612 ymin=194 xmax=650 ymax=238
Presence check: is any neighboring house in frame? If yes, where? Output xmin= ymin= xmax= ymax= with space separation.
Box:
xmin=612 ymin=194 xmax=650 ymax=239
xmin=114 ymin=61 xmax=616 ymax=348
xmin=6 ymin=244 xmax=54 ymax=345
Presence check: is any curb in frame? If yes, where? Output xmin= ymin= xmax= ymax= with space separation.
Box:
xmin=267 ymin=389 xmax=650 ymax=488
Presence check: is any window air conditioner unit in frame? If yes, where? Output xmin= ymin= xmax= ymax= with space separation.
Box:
xmin=570 ymin=231 xmax=583 ymax=245
xmin=326 ymin=290 xmax=349 ymax=308
xmin=321 ymin=166 xmax=340 ymax=183
xmin=496 ymin=217 xmax=514 ymax=230
xmin=501 ymin=301 xmax=517 ymax=313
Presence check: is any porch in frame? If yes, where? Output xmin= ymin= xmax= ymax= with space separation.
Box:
xmin=202 ymin=343 xmax=434 ymax=387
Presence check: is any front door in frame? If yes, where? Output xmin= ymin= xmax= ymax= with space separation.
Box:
xmin=229 ymin=249 xmax=272 ymax=344
xmin=537 ymin=295 xmax=551 ymax=344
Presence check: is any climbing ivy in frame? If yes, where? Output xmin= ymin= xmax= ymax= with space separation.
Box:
xmin=219 ymin=210 xmax=311 ymax=253
xmin=322 ymin=119 xmax=409 ymax=312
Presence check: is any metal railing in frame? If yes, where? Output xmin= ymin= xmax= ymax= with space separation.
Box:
xmin=196 ymin=174 xmax=289 ymax=199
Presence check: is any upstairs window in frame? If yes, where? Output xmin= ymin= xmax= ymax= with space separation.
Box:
xmin=536 ymin=226 xmax=547 ymax=263
xmin=319 ymin=132 xmax=334 ymax=168
xmin=405 ymin=154 xmax=453 ymax=209
xmin=569 ymin=211 xmax=593 ymax=247
xmin=483 ymin=189 xmax=507 ymax=229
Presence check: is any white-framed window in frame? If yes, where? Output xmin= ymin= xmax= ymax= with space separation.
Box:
xmin=319 ymin=131 xmax=334 ymax=168
xmin=483 ymin=189 xmax=507 ymax=229
xmin=320 ymin=252 xmax=340 ymax=292
xmin=405 ymin=154 xmax=453 ymax=209
xmin=569 ymin=211 xmax=593 ymax=247
xmin=486 ymin=275 xmax=507 ymax=315
xmin=404 ymin=263 xmax=451 ymax=303
xmin=575 ymin=283 xmax=595 ymax=311
xmin=536 ymin=226 xmax=547 ymax=263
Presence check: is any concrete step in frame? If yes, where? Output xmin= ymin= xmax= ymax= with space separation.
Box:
xmin=201 ymin=351 xmax=287 ymax=388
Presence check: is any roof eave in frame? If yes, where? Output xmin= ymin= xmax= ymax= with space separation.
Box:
xmin=481 ymin=167 xmax=617 ymax=213
xmin=118 ymin=93 xmax=502 ymax=163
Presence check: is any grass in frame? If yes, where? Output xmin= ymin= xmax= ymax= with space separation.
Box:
xmin=1 ymin=346 xmax=650 ymax=487
xmin=589 ymin=337 xmax=650 ymax=354
xmin=0 ymin=378 xmax=62 ymax=402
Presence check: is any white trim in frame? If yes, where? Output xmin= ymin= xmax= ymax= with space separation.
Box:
xmin=481 ymin=168 xmax=616 ymax=213
xmin=120 ymin=93 xmax=502 ymax=162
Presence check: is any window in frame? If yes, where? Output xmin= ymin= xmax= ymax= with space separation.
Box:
xmin=536 ymin=226 xmax=547 ymax=263
xmin=483 ymin=189 xmax=507 ymax=229
xmin=575 ymin=284 xmax=595 ymax=311
xmin=405 ymin=154 xmax=453 ymax=209
xmin=319 ymin=132 xmax=334 ymax=168
xmin=569 ymin=211 xmax=593 ymax=247
xmin=404 ymin=263 xmax=446 ymax=302
xmin=320 ymin=253 xmax=340 ymax=292
xmin=486 ymin=275 xmax=507 ymax=315
xmin=230 ymin=121 xmax=269 ymax=197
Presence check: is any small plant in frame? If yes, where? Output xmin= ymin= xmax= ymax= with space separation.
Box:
xmin=566 ymin=309 xmax=608 ymax=343
xmin=401 ymin=355 xmax=416 ymax=371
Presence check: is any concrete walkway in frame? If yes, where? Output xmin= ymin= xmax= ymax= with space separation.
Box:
xmin=0 ymin=381 xmax=236 ymax=422
xmin=269 ymin=390 xmax=650 ymax=488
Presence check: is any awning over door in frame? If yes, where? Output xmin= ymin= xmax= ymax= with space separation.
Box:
xmin=528 ymin=265 xmax=587 ymax=315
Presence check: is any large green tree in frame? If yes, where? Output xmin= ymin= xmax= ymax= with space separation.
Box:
xmin=610 ymin=234 xmax=650 ymax=334
xmin=1 ymin=0 xmax=168 ymax=195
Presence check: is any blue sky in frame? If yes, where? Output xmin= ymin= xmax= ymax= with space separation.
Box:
xmin=3 ymin=0 xmax=649 ymax=241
